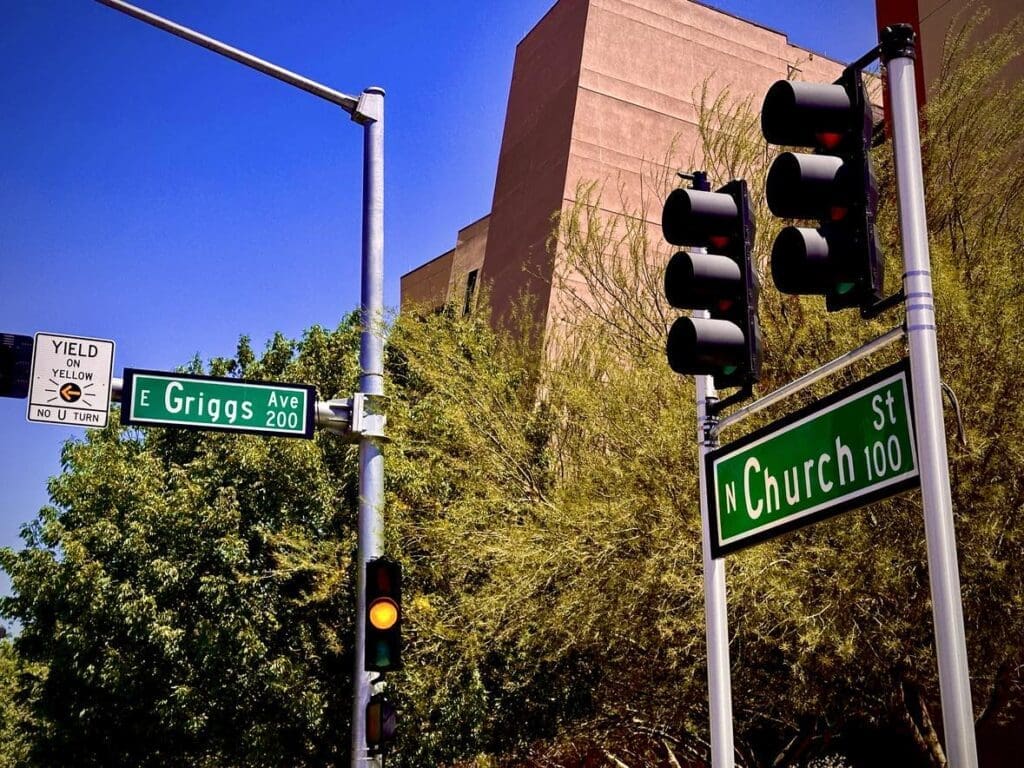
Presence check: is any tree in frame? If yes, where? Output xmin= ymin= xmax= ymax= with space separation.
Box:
xmin=0 ymin=636 xmax=33 ymax=768
xmin=531 ymin=8 xmax=1024 ymax=766
xmin=1 ymin=322 xmax=362 ymax=767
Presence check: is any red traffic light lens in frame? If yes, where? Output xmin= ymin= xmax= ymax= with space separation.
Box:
xmin=816 ymin=131 xmax=843 ymax=150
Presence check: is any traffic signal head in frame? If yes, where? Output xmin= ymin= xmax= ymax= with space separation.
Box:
xmin=366 ymin=694 xmax=398 ymax=754
xmin=0 ymin=334 xmax=33 ymax=400
xmin=761 ymin=69 xmax=883 ymax=312
xmin=662 ymin=179 xmax=761 ymax=389
xmin=365 ymin=557 xmax=402 ymax=672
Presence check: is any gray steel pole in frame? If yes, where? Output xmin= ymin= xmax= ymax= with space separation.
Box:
xmin=92 ymin=3 xmax=387 ymax=763
xmin=695 ymin=317 xmax=735 ymax=768
xmin=882 ymin=26 xmax=978 ymax=768
xmin=351 ymin=87 xmax=385 ymax=768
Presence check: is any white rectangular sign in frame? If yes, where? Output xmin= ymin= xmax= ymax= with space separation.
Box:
xmin=27 ymin=332 xmax=115 ymax=428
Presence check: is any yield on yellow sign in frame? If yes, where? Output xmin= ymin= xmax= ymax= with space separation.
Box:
xmin=27 ymin=332 xmax=115 ymax=428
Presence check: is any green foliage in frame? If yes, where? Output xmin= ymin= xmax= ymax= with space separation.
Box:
xmin=382 ymin=302 xmax=706 ymax=767
xmin=0 ymin=319 xmax=362 ymax=767
xmin=0 ymin=639 xmax=33 ymax=768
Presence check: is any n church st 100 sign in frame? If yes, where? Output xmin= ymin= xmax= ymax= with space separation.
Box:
xmin=706 ymin=362 xmax=920 ymax=558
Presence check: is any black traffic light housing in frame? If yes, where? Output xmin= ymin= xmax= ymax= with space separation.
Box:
xmin=662 ymin=178 xmax=761 ymax=389
xmin=761 ymin=67 xmax=883 ymax=313
xmin=0 ymin=334 xmax=33 ymax=400
xmin=366 ymin=693 xmax=398 ymax=755
xmin=365 ymin=557 xmax=402 ymax=672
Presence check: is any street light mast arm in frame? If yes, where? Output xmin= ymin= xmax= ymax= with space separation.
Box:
xmin=94 ymin=0 xmax=361 ymax=113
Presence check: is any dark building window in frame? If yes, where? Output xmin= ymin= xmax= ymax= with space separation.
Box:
xmin=463 ymin=269 xmax=479 ymax=316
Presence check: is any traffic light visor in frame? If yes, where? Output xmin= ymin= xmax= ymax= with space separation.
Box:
xmin=761 ymin=80 xmax=853 ymax=148
xmin=766 ymin=152 xmax=846 ymax=220
xmin=770 ymin=226 xmax=836 ymax=294
xmin=666 ymin=316 xmax=746 ymax=376
xmin=662 ymin=188 xmax=739 ymax=247
xmin=664 ymin=251 xmax=742 ymax=310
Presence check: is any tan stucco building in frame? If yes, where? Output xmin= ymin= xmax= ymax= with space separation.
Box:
xmin=400 ymin=0 xmax=844 ymax=330
xmin=401 ymin=0 xmax=1020 ymax=337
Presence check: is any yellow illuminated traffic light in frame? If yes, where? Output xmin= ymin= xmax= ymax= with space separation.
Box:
xmin=365 ymin=558 xmax=402 ymax=672
xmin=369 ymin=597 xmax=398 ymax=630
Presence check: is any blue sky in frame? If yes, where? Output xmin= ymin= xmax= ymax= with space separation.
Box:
xmin=0 ymin=0 xmax=880 ymax=603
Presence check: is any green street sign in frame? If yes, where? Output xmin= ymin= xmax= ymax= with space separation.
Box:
xmin=707 ymin=361 xmax=919 ymax=557
xmin=121 ymin=369 xmax=316 ymax=439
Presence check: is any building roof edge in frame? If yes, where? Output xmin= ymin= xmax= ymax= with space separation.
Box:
xmin=399 ymin=247 xmax=455 ymax=281
xmin=689 ymin=0 xmax=850 ymax=66
xmin=516 ymin=2 xmax=851 ymax=67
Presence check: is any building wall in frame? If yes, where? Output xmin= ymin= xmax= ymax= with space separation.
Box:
xmin=447 ymin=215 xmax=490 ymax=314
xmin=401 ymin=0 xmax=847 ymax=331
xmin=875 ymin=0 xmax=1022 ymax=104
xmin=483 ymin=0 xmax=591 ymax=330
xmin=545 ymin=0 xmax=844 ymax=337
xmin=400 ymin=216 xmax=490 ymax=313
xmin=400 ymin=248 xmax=455 ymax=311
xmin=568 ymin=0 xmax=841 ymax=212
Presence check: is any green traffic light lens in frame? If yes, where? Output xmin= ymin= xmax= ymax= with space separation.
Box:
xmin=373 ymin=640 xmax=395 ymax=668
xmin=836 ymin=282 xmax=855 ymax=295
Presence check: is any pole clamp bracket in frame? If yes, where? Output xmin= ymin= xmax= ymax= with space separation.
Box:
xmin=351 ymin=392 xmax=388 ymax=439
xmin=703 ymin=410 xmax=721 ymax=446
xmin=708 ymin=383 xmax=753 ymax=419
xmin=315 ymin=393 xmax=388 ymax=440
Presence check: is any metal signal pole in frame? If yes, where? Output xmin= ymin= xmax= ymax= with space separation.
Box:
xmin=697 ymin=359 xmax=736 ymax=768
xmin=881 ymin=24 xmax=978 ymax=768
xmin=681 ymin=168 xmax=736 ymax=768
xmin=93 ymin=2 xmax=386 ymax=765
